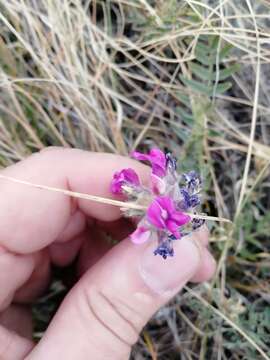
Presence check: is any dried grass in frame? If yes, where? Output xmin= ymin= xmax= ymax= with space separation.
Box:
xmin=0 ymin=1 xmax=270 ymax=359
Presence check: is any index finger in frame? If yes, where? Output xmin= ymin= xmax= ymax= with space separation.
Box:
xmin=0 ymin=148 xmax=149 ymax=254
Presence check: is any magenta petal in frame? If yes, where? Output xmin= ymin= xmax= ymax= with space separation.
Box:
xmin=121 ymin=168 xmax=140 ymax=185
xmin=149 ymin=148 xmax=166 ymax=177
xmin=110 ymin=182 xmax=120 ymax=194
xmin=166 ymin=220 xmax=181 ymax=238
xmin=130 ymin=151 xmax=149 ymax=162
xmin=151 ymin=174 xmax=166 ymax=195
xmin=147 ymin=199 xmax=166 ymax=229
xmin=147 ymin=196 xmax=190 ymax=236
xmin=130 ymin=227 xmax=151 ymax=244
xmin=156 ymin=196 xmax=175 ymax=213
xmin=131 ymin=148 xmax=166 ymax=177
xmin=110 ymin=172 xmax=123 ymax=193
xmin=171 ymin=212 xmax=191 ymax=226
xmin=110 ymin=168 xmax=140 ymax=194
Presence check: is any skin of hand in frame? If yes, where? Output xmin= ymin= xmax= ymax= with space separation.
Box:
xmin=0 ymin=148 xmax=216 ymax=360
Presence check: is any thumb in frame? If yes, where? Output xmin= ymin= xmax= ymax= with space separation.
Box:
xmin=27 ymin=230 xmax=210 ymax=360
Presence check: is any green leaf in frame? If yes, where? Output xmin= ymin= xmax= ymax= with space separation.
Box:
xmin=176 ymin=93 xmax=191 ymax=107
xmin=210 ymin=35 xmax=220 ymax=50
xmin=219 ymin=43 xmax=234 ymax=60
xmin=195 ymin=39 xmax=235 ymax=66
xmin=180 ymin=75 xmax=210 ymax=94
xmin=239 ymin=248 xmax=258 ymax=261
xmin=180 ymin=75 xmax=232 ymax=95
xmin=194 ymin=47 xmax=214 ymax=65
xmin=195 ymin=41 xmax=213 ymax=55
xmin=190 ymin=63 xmax=240 ymax=81
xmin=215 ymin=63 xmax=240 ymax=80
xmin=208 ymin=129 xmax=221 ymax=137
xmin=190 ymin=63 xmax=212 ymax=81
xmin=175 ymin=107 xmax=194 ymax=125
xmin=172 ymin=125 xmax=190 ymax=141
xmin=213 ymin=81 xmax=232 ymax=94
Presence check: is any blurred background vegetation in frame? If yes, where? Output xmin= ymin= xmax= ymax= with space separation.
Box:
xmin=0 ymin=0 xmax=270 ymax=359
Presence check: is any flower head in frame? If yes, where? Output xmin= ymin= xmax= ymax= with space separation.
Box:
xmin=110 ymin=168 xmax=140 ymax=195
xmin=131 ymin=148 xmax=166 ymax=177
xmin=110 ymin=148 xmax=205 ymax=259
xmin=147 ymin=196 xmax=190 ymax=238
xmin=178 ymin=188 xmax=200 ymax=210
xmin=182 ymin=171 xmax=202 ymax=192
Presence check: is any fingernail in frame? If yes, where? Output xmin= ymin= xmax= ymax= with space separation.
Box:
xmin=139 ymin=234 xmax=202 ymax=296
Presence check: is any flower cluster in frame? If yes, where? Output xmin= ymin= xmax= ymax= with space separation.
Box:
xmin=110 ymin=148 xmax=204 ymax=259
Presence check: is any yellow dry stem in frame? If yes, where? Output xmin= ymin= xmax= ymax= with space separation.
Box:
xmin=0 ymin=174 xmax=231 ymax=224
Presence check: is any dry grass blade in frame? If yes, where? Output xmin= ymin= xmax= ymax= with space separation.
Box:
xmin=0 ymin=174 xmax=143 ymax=210
xmin=235 ymin=0 xmax=261 ymax=219
xmin=0 ymin=174 xmax=231 ymax=223
xmin=185 ymin=286 xmax=270 ymax=360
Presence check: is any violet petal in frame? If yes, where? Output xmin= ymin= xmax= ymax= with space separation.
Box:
xmin=131 ymin=148 xmax=166 ymax=177
xmin=166 ymin=219 xmax=181 ymax=238
xmin=110 ymin=168 xmax=140 ymax=194
xmin=147 ymin=199 xmax=166 ymax=229
xmin=130 ymin=226 xmax=151 ymax=244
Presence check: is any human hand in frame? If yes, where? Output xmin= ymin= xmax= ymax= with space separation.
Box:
xmin=0 ymin=148 xmax=216 ymax=360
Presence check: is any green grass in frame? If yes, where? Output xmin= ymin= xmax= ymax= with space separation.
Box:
xmin=0 ymin=0 xmax=270 ymax=359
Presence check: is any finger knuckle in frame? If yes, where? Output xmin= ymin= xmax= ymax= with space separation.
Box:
xmin=83 ymin=285 xmax=140 ymax=353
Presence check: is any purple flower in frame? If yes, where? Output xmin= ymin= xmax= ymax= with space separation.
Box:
xmin=154 ymin=237 xmax=174 ymax=259
xmin=165 ymin=153 xmax=177 ymax=172
xmin=130 ymin=226 xmax=151 ymax=244
xmin=110 ymin=168 xmax=140 ymax=194
xmin=110 ymin=148 xmax=205 ymax=259
xmin=131 ymin=148 xmax=166 ymax=177
xmin=147 ymin=196 xmax=190 ymax=238
xmin=182 ymin=171 xmax=202 ymax=192
xmin=178 ymin=188 xmax=200 ymax=210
